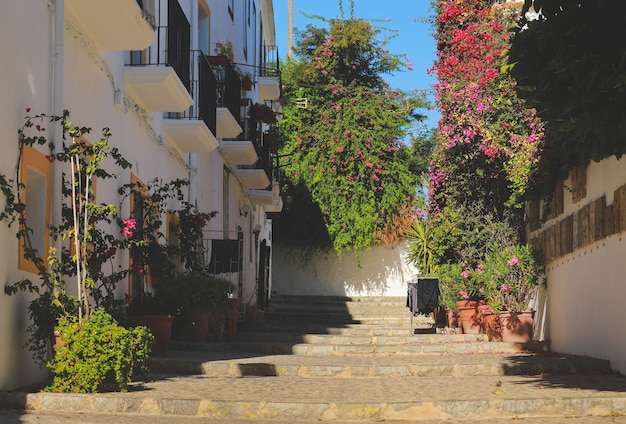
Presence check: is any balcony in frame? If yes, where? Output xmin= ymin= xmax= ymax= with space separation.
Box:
xmin=249 ymin=182 xmax=282 ymax=211
xmin=65 ymin=0 xmax=156 ymax=51
xmin=220 ymin=141 xmax=258 ymax=166
xmin=164 ymin=52 xmax=218 ymax=153
xmin=208 ymin=56 xmax=243 ymax=139
xmin=258 ymin=45 xmax=281 ymax=101
xmin=232 ymin=124 xmax=274 ymax=190
xmin=234 ymin=168 xmax=270 ymax=190
xmin=124 ymin=2 xmax=193 ymax=112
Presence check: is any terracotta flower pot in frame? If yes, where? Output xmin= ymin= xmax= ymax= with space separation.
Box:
xmin=173 ymin=306 xmax=211 ymax=342
xmin=456 ymin=300 xmax=486 ymax=334
xmin=132 ymin=315 xmax=174 ymax=356
xmin=445 ymin=307 xmax=460 ymax=329
xmin=482 ymin=313 xmax=502 ymax=341
xmin=241 ymin=76 xmax=253 ymax=91
xmin=499 ymin=311 xmax=534 ymax=343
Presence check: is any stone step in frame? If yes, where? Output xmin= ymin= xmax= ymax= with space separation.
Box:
xmin=260 ymin=312 xmax=419 ymax=326
xmin=148 ymin=351 xmax=612 ymax=378
xmin=269 ymin=296 xmax=409 ymax=314
xmin=270 ymin=302 xmax=410 ymax=315
xmin=270 ymin=295 xmax=406 ymax=306
xmin=170 ymin=339 xmax=550 ymax=356
xmin=12 ymin=373 xmax=626 ymax=421
xmin=232 ymin=332 xmax=481 ymax=345
xmin=245 ymin=325 xmax=419 ymax=337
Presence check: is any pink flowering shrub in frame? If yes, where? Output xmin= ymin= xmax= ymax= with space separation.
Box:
xmin=429 ymin=0 xmax=545 ymax=219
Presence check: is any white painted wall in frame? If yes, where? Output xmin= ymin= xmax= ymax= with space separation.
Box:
xmin=540 ymin=155 xmax=626 ymax=373
xmin=547 ymin=233 xmax=626 ymax=373
xmin=0 ymin=0 xmax=56 ymax=390
xmin=0 ymin=0 xmax=278 ymax=390
xmin=272 ymin=242 xmax=419 ymax=297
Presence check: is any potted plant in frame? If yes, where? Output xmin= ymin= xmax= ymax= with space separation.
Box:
xmin=241 ymin=73 xmax=253 ymax=91
xmin=165 ymin=271 xmax=217 ymax=342
xmin=436 ymin=263 xmax=464 ymax=330
xmin=483 ymin=243 xmax=544 ymax=342
xmin=404 ymin=220 xmax=444 ymax=327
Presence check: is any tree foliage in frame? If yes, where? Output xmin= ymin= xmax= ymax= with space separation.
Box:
xmin=508 ymin=0 xmax=626 ymax=186
xmin=275 ymin=9 xmax=431 ymax=252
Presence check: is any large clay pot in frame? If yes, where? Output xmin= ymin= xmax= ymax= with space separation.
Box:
xmin=227 ymin=298 xmax=241 ymax=340
xmin=445 ymin=307 xmax=460 ymax=330
xmin=482 ymin=313 xmax=502 ymax=341
xmin=456 ymin=300 xmax=486 ymax=334
xmin=173 ymin=306 xmax=211 ymax=342
xmin=132 ymin=315 xmax=174 ymax=356
xmin=499 ymin=311 xmax=534 ymax=343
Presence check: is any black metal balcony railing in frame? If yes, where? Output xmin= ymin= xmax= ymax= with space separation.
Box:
xmin=198 ymin=53 xmax=218 ymax=135
xmin=167 ymin=51 xmax=217 ymax=134
xmin=260 ymin=45 xmax=280 ymax=77
xmin=208 ymin=56 xmax=242 ymax=125
xmin=128 ymin=0 xmax=191 ymax=91
xmin=238 ymin=117 xmax=274 ymax=188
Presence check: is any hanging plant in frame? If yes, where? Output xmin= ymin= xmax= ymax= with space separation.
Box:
xmin=248 ymin=103 xmax=277 ymax=124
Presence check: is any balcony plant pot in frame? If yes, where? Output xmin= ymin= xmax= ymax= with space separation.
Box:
xmin=499 ymin=310 xmax=534 ymax=343
xmin=208 ymin=55 xmax=229 ymax=66
xmin=240 ymin=98 xmax=251 ymax=107
xmin=241 ymin=76 xmax=253 ymax=91
xmin=131 ymin=315 xmax=174 ymax=356
xmin=456 ymin=300 xmax=486 ymax=334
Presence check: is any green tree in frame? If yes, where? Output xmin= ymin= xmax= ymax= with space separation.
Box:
xmin=275 ymin=7 xmax=431 ymax=252
xmin=507 ymin=0 xmax=626 ymax=194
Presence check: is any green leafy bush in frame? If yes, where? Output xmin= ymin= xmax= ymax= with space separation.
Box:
xmin=46 ymin=308 xmax=153 ymax=393
xmin=482 ymin=243 xmax=543 ymax=313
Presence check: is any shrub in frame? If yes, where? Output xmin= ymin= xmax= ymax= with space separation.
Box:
xmin=46 ymin=308 xmax=153 ymax=393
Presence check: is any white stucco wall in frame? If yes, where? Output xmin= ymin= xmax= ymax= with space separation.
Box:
xmin=540 ymin=155 xmax=626 ymax=373
xmin=0 ymin=0 xmax=56 ymax=390
xmin=547 ymin=234 xmax=626 ymax=373
xmin=272 ymin=242 xmax=419 ymax=297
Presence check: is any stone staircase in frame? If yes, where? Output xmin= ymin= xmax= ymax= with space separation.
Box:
xmin=148 ymin=295 xmax=626 ymax=421
xmin=5 ymin=295 xmax=626 ymax=422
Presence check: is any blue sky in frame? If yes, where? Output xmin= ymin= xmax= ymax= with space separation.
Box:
xmin=273 ymin=0 xmax=440 ymax=128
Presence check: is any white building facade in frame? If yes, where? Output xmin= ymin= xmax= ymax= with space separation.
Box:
xmin=0 ymin=0 xmax=282 ymax=390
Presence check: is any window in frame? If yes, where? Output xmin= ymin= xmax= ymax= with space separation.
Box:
xmin=19 ymin=146 xmax=51 ymax=273
xmin=252 ymin=2 xmax=257 ymax=66
xmin=198 ymin=3 xmax=211 ymax=55
xmin=243 ymin=0 xmax=249 ymax=60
